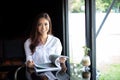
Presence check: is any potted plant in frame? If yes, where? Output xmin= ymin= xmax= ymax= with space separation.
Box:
xmin=81 ymin=46 xmax=91 ymax=67
xmin=82 ymin=71 xmax=91 ymax=79
xmin=81 ymin=46 xmax=91 ymax=79
xmin=82 ymin=46 xmax=91 ymax=79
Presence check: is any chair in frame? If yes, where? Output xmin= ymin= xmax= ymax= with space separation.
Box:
xmin=14 ymin=64 xmax=58 ymax=80
xmin=14 ymin=64 xmax=27 ymax=80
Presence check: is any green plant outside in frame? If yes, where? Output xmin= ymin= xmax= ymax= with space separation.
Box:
xmin=82 ymin=46 xmax=90 ymax=56
xmin=70 ymin=63 xmax=83 ymax=80
xmin=99 ymin=64 xmax=120 ymax=80
xmin=70 ymin=63 xmax=120 ymax=80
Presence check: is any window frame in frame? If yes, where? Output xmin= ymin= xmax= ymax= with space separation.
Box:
xmin=63 ymin=0 xmax=96 ymax=80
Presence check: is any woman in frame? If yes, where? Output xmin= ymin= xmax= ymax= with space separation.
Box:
xmin=24 ymin=12 xmax=67 ymax=80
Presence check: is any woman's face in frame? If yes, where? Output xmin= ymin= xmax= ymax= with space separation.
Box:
xmin=37 ymin=18 xmax=49 ymax=35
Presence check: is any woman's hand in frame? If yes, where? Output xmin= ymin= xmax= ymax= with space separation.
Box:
xmin=59 ymin=57 xmax=67 ymax=63
xmin=26 ymin=60 xmax=34 ymax=68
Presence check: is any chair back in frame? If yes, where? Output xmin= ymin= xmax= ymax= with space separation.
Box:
xmin=14 ymin=65 xmax=27 ymax=80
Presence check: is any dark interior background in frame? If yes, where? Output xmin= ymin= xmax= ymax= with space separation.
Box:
xmin=0 ymin=0 xmax=63 ymax=40
xmin=0 ymin=0 xmax=64 ymax=67
xmin=0 ymin=0 xmax=67 ymax=79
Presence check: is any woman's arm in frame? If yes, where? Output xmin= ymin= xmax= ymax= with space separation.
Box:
xmin=24 ymin=39 xmax=34 ymax=68
xmin=55 ymin=38 xmax=67 ymax=72
xmin=54 ymin=38 xmax=62 ymax=55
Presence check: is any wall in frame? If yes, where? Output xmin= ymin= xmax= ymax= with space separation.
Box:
xmin=0 ymin=0 xmax=63 ymax=40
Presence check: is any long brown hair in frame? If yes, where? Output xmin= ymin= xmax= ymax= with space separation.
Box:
xmin=29 ymin=12 xmax=52 ymax=53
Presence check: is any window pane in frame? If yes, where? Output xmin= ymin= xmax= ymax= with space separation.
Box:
xmin=68 ymin=0 xmax=85 ymax=79
xmin=96 ymin=0 xmax=120 ymax=80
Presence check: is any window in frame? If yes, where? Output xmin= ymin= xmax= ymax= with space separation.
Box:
xmin=96 ymin=0 xmax=120 ymax=80
xmin=68 ymin=0 xmax=86 ymax=79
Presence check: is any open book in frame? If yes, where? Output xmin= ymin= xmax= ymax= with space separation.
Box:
xmin=34 ymin=54 xmax=68 ymax=73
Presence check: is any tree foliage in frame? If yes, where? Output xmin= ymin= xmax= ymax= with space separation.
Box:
xmin=69 ymin=0 xmax=120 ymax=13
xmin=69 ymin=0 xmax=84 ymax=13
xmin=96 ymin=0 xmax=120 ymax=12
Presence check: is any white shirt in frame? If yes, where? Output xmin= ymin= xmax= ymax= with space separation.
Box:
xmin=24 ymin=35 xmax=62 ymax=65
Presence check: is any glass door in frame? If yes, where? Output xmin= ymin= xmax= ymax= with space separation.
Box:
xmin=68 ymin=0 xmax=86 ymax=79
xmin=96 ymin=0 xmax=120 ymax=80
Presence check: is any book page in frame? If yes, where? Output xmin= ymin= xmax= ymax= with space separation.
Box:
xmin=34 ymin=54 xmax=68 ymax=72
xmin=35 ymin=63 xmax=57 ymax=69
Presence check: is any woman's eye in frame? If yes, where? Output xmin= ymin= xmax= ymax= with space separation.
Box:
xmin=37 ymin=23 xmax=48 ymax=26
xmin=45 ymin=23 xmax=48 ymax=26
xmin=37 ymin=23 xmax=41 ymax=26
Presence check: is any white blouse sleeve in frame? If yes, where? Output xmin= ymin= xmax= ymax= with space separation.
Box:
xmin=24 ymin=38 xmax=33 ymax=62
xmin=55 ymin=38 xmax=62 ymax=55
